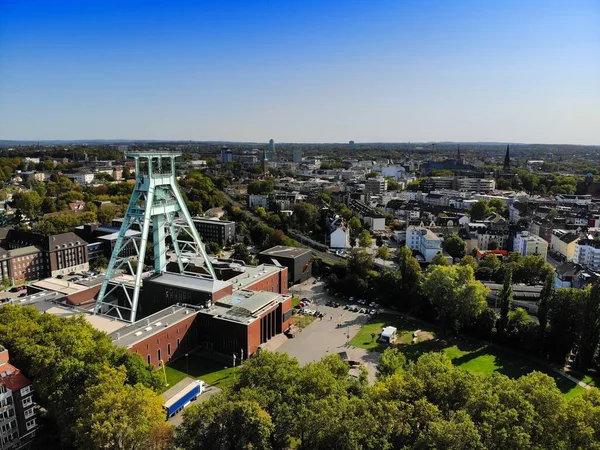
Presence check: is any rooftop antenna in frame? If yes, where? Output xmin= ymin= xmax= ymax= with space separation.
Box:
xmin=94 ymin=150 xmax=216 ymax=323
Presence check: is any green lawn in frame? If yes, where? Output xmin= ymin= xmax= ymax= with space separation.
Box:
xmin=349 ymin=313 xmax=435 ymax=350
xmin=350 ymin=313 xmax=588 ymax=397
xmin=157 ymin=353 xmax=238 ymax=394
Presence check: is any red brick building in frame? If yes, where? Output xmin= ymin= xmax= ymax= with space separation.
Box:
xmin=0 ymin=346 xmax=38 ymax=450
xmin=110 ymin=265 xmax=292 ymax=368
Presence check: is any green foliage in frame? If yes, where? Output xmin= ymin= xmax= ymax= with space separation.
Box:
xmin=470 ymin=200 xmax=491 ymax=220
xmin=460 ymin=255 xmax=478 ymax=270
xmin=497 ymin=269 xmax=513 ymax=333
xmin=348 ymin=216 xmax=362 ymax=232
xmin=97 ymin=203 xmax=119 ymax=225
xmin=73 ymin=365 xmax=172 ymax=450
xmin=232 ymin=243 xmax=253 ymax=264
xmin=13 ymin=190 xmax=42 ymax=220
xmin=176 ymin=350 xmax=600 ymax=449
xmin=422 ymin=265 xmax=489 ymax=333
xmin=443 ymin=234 xmax=466 ymax=259
xmin=90 ymin=256 xmax=108 ymax=270
xmin=247 ymin=179 xmax=275 ymax=195
xmin=430 ymin=252 xmax=450 ymax=266
xmin=34 ymin=211 xmax=97 ymax=235
xmin=0 ymin=305 xmax=164 ymax=448
xmin=358 ymin=229 xmax=372 ymax=248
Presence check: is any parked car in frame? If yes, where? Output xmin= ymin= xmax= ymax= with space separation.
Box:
xmin=18 ymin=293 xmax=27 ymax=297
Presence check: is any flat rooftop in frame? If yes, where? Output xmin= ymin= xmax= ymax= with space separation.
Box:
xmin=4 ymin=296 xmax=128 ymax=334
xmin=147 ymin=272 xmax=231 ymax=293
xmin=229 ymin=264 xmax=283 ymax=290
xmin=216 ymin=290 xmax=281 ymax=315
xmin=30 ymin=278 xmax=93 ymax=295
xmin=259 ymin=246 xmax=311 ymax=258
xmin=110 ymin=305 xmax=199 ymax=348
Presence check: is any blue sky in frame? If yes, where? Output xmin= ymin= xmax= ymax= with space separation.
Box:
xmin=0 ymin=0 xmax=599 ymax=144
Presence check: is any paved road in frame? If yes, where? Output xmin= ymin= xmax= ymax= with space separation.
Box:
xmin=279 ymin=279 xmax=380 ymax=383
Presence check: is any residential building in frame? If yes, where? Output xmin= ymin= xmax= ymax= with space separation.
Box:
xmin=464 ymin=222 xmax=510 ymax=251
xmin=66 ymin=172 xmax=95 ymax=184
xmin=406 ymin=226 xmax=443 ymax=262
xmin=574 ymin=239 xmax=600 ymax=271
xmin=192 ymin=217 xmax=236 ymax=247
xmin=512 ymin=231 xmax=548 ymax=258
xmin=0 ymin=246 xmax=43 ymax=286
xmin=4 ymin=230 xmax=89 ymax=277
xmin=365 ymin=177 xmax=387 ymax=196
xmin=554 ymin=263 xmax=600 ymax=290
xmin=550 ymin=229 xmax=580 ymax=262
xmin=258 ymin=246 xmax=312 ymax=285
xmin=348 ymin=199 xmax=386 ymax=231
xmin=0 ymin=346 xmax=38 ymax=450
xmin=329 ymin=216 xmax=350 ymax=249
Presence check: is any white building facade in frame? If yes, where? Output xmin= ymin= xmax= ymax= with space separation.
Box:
xmin=406 ymin=226 xmax=442 ymax=262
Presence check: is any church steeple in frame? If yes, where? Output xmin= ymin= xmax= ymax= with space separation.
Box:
xmin=503 ymin=144 xmax=510 ymax=172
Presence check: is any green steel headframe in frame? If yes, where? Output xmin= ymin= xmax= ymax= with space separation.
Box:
xmin=94 ymin=150 xmax=216 ymax=323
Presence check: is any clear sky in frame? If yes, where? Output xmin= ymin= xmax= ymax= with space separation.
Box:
xmin=0 ymin=0 xmax=599 ymax=144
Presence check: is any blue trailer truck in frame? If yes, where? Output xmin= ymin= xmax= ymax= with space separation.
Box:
xmin=162 ymin=378 xmax=205 ymax=418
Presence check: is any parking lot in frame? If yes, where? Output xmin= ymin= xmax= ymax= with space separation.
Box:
xmin=279 ymin=279 xmax=381 ymax=383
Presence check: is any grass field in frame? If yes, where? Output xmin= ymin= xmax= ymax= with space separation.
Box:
xmin=157 ymin=353 xmax=238 ymax=394
xmin=350 ymin=313 xmax=587 ymax=397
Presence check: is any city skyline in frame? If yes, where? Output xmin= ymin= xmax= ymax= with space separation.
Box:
xmin=1 ymin=0 xmax=599 ymax=144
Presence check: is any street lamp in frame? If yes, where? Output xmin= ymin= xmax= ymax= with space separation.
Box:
xmin=185 ymin=353 xmax=189 ymax=374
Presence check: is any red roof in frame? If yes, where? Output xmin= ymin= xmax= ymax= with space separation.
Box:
xmin=0 ymin=363 xmax=31 ymax=391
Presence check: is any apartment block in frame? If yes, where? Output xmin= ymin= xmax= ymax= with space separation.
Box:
xmin=0 ymin=347 xmax=38 ymax=450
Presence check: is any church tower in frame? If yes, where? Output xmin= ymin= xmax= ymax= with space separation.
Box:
xmin=503 ymin=145 xmax=510 ymax=172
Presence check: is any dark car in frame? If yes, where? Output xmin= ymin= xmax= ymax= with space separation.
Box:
xmin=18 ymin=292 xmax=27 ymax=297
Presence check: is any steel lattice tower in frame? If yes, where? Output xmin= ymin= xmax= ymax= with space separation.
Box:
xmin=94 ymin=150 xmax=216 ymax=322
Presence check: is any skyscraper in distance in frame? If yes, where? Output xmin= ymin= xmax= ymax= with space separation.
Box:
xmin=266 ymin=139 xmax=276 ymax=161
xmin=293 ymin=148 xmax=302 ymax=164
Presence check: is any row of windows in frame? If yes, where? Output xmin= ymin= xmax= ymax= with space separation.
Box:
xmin=0 ymin=432 xmax=17 ymax=445
xmin=147 ymin=339 xmax=180 ymax=365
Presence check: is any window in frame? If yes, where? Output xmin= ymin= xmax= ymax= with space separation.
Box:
xmin=22 ymin=396 xmax=33 ymax=407
xmin=147 ymin=354 xmax=151 ymax=365
xmin=157 ymin=349 xmax=162 ymax=362
xmin=167 ymin=343 xmax=171 ymax=356
xmin=21 ymin=385 xmax=32 ymax=396
xmin=26 ymin=419 xmax=36 ymax=430
xmin=177 ymin=338 xmax=180 ymax=348
xmin=24 ymin=408 xmax=35 ymax=419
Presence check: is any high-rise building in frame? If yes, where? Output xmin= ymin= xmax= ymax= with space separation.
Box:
xmin=293 ymin=148 xmax=302 ymax=164
xmin=220 ymin=147 xmax=233 ymax=164
xmin=349 ymin=141 xmax=355 ymax=151
xmin=266 ymin=139 xmax=276 ymax=161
